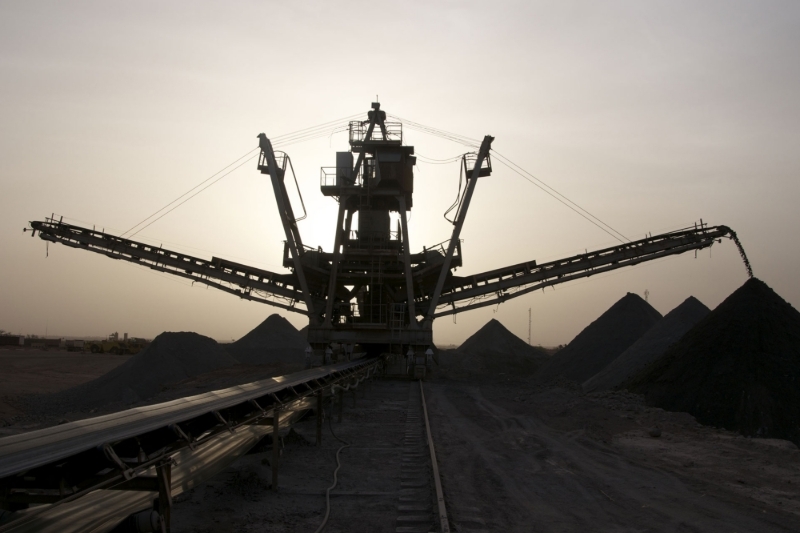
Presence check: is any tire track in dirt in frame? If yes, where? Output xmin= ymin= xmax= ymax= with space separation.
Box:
xmin=424 ymin=381 xmax=798 ymax=532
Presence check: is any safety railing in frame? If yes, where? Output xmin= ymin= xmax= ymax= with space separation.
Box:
xmin=349 ymin=121 xmax=403 ymax=144
xmin=258 ymin=150 xmax=289 ymax=178
xmin=463 ymin=152 xmax=492 ymax=178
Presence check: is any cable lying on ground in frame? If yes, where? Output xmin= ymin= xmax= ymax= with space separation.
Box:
xmin=312 ymin=405 xmax=351 ymax=533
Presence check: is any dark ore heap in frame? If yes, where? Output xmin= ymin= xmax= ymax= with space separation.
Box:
xmin=437 ymin=319 xmax=549 ymax=379
xmin=625 ymin=278 xmax=800 ymax=444
xmin=584 ymin=296 xmax=709 ymax=392
xmin=226 ymin=314 xmax=307 ymax=366
xmin=536 ymin=293 xmax=662 ymax=383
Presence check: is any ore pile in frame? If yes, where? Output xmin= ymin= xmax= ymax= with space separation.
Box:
xmin=625 ymin=278 xmax=800 ymax=445
xmin=583 ymin=296 xmax=709 ymax=392
xmin=536 ymin=293 xmax=662 ymax=384
xmin=226 ymin=314 xmax=307 ymax=367
xmin=58 ymin=332 xmax=237 ymax=408
xmin=437 ymin=319 xmax=549 ymax=379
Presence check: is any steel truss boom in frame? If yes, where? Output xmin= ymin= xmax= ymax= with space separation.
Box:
xmin=27 ymin=219 xmax=308 ymax=315
xmin=425 ymin=224 xmax=748 ymax=318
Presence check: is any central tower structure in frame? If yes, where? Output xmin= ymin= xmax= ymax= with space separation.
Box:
xmin=258 ymin=102 xmax=493 ymax=375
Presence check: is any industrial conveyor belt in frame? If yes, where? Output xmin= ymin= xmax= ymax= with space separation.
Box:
xmin=0 ymin=357 xmax=381 ymax=533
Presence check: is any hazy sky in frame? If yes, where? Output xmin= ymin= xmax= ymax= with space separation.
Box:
xmin=1 ymin=1 xmax=798 ymax=346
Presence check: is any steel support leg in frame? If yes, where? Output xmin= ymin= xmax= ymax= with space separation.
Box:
xmin=323 ymin=203 xmax=348 ymax=326
xmin=316 ymin=391 xmax=323 ymax=447
xmin=398 ymin=196 xmax=418 ymax=327
xmin=272 ymin=408 xmax=280 ymax=491
xmin=337 ymin=389 xmax=343 ymax=422
xmin=156 ymin=460 xmax=172 ymax=533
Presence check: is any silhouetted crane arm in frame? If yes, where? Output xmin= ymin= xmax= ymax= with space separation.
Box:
xmin=421 ymin=224 xmax=749 ymax=318
xmin=257 ymin=134 xmax=317 ymax=320
xmin=27 ymin=219 xmax=309 ymax=315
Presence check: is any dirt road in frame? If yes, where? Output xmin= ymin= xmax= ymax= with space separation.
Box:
xmin=425 ymin=379 xmax=800 ymax=532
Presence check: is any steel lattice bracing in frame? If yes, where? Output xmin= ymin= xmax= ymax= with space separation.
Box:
xmin=28 ymin=219 xmax=308 ymax=314
xmin=424 ymin=224 xmax=739 ymax=317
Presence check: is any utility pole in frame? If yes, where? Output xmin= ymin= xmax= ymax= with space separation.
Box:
xmin=528 ymin=308 xmax=531 ymax=345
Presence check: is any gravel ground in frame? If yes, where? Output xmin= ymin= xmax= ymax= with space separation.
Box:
xmin=2 ymin=360 xmax=305 ymax=436
xmin=169 ymin=379 xmax=434 ymax=533
xmin=165 ymin=374 xmax=800 ymax=532
xmin=426 ymin=376 xmax=800 ymax=532
xmin=0 ymin=349 xmax=130 ymax=427
xmin=3 ymin=356 xmax=799 ymax=531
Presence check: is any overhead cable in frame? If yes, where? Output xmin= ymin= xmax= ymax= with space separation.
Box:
xmin=388 ymin=113 xmax=629 ymax=244
xmin=120 ymin=147 xmax=259 ymax=238
xmin=122 ymin=113 xmax=361 ymax=237
xmin=493 ymin=158 xmax=628 ymax=244
xmin=492 ymin=151 xmax=630 ymax=243
xmin=387 ymin=113 xmax=480 ymax=148
xmin=415 ymin=152 xmax=464 ymax=165
xmin=128 ymin=154 xmax=258 ymax=238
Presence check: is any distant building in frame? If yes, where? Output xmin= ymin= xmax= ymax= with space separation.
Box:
xmin=23 ymin=337 xmax=62 ymax=349
xmin=0 ymin=335 xmax=24 ymax=347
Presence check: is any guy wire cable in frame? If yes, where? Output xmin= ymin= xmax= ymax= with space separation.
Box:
xmin=120 ymin=147 xmax=258 ymax=238
xmin=128 ymin=154 xmax=258 ymax=238
xmin=389 ymin=113 xmax=629 ymax=243
xmin=493 ymin=157 xmax=628 ymax=244
xmin=492 ymin=150 xmax=630 ymax=243
xmin=122 ymin=112 xmax=361 ymax=238
xmin=416 ymin=152 xmax=464 ymax=164
xmin=129 ymin=124 xmax=346 ymax=238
